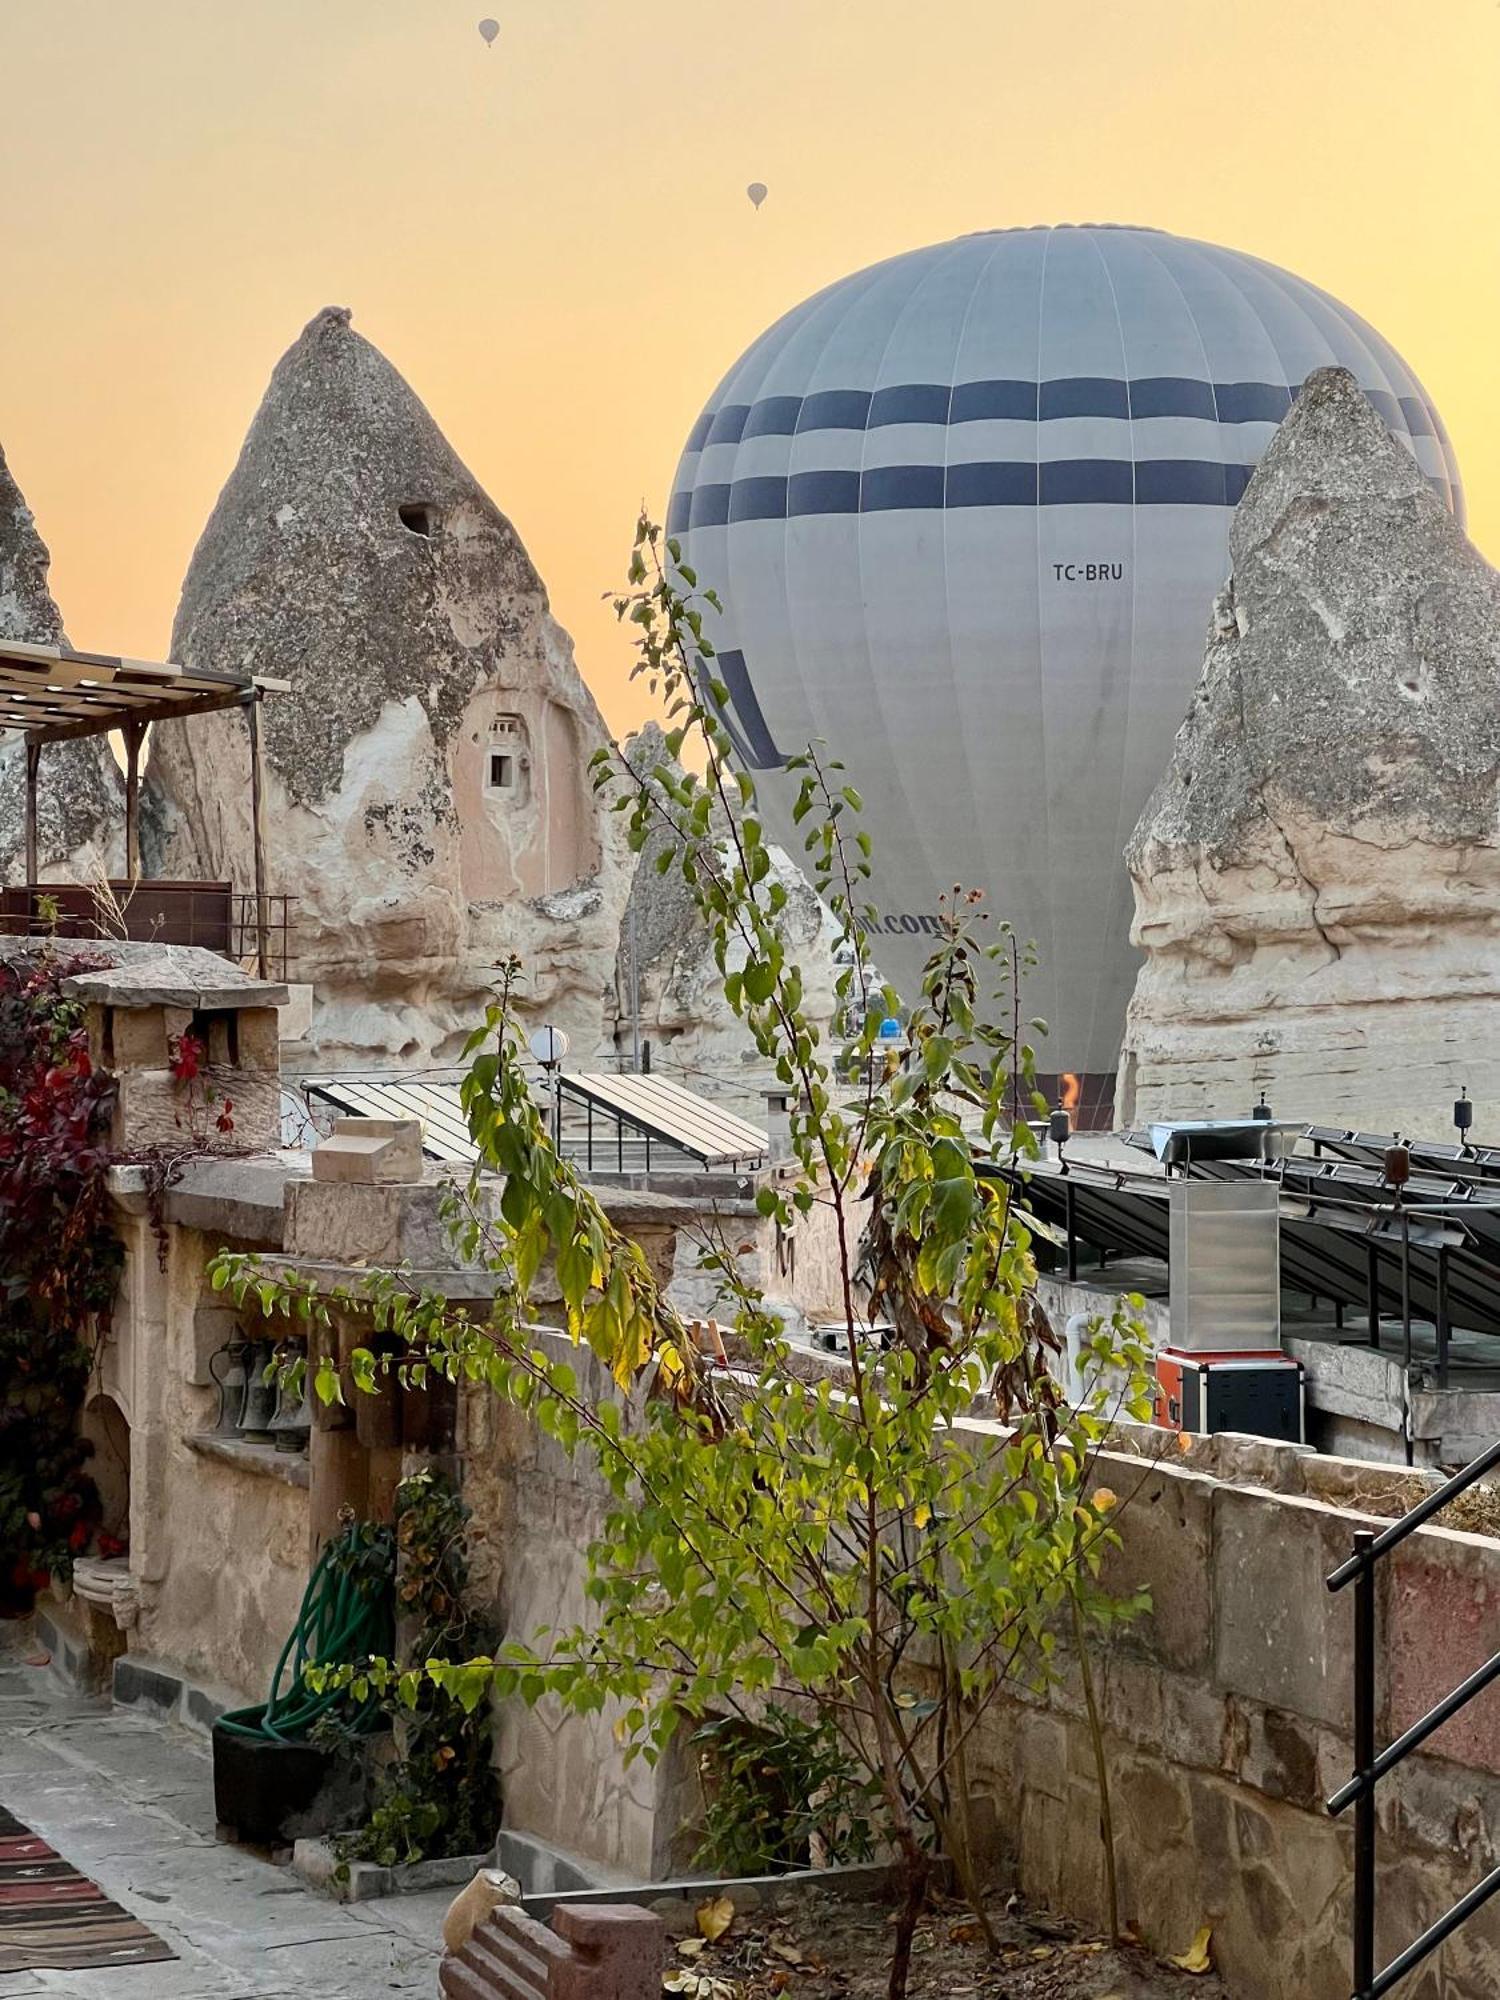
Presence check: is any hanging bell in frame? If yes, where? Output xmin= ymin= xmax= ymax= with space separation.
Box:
xmin=238 ymin=1338 xmax=278 ymax=1442
xmin=269 ymin=1346 xmax=313 ymax=1455
xmin=208 ymin=1337 xmax=250 ymax=1435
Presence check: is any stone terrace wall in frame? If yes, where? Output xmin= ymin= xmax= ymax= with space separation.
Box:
xmin=967 ymin=1431 xmax=1500 ymax=1998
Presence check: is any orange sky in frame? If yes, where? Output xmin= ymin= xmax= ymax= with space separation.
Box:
xmin=1 ymin=0 xmax=1496 ymax=739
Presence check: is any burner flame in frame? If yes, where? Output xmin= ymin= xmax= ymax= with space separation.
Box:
xmin=1060 ymin=1072 xmax=1082 ymax=1115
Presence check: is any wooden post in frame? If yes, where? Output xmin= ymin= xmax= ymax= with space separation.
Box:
xmin=23 ymin=739 xmax=40 ymax=888
xmin=122 ymin=722 xmax=145 ymax=882
xmin=246 ymin=693 xmax=271 ymax=978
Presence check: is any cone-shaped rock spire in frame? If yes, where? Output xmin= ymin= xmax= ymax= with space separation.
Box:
xmin=146 ymin=307 xmax=631 ymax=1063
xmin=1120 ymin=367 xmax=1500 ymax=1132
xmin=0 ymin=447 xmax=122 ymax=883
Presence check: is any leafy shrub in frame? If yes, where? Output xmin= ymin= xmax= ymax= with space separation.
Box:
xmin=0 ymin=952 xmax=121 ymax=1613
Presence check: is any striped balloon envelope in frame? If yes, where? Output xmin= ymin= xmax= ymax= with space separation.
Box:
xmin=667 ymin=225 xmax=1463 ymax=1124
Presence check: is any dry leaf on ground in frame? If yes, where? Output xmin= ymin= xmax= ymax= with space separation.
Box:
xmin=1168 ymin=1926 xmax=1215 ymax=1974
xmin=697 ymin=1894 xmax=736 ymax=1944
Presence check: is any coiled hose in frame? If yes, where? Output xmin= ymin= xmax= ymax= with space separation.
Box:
xmin=217 ymin=1521 xmax=395 ymax=1744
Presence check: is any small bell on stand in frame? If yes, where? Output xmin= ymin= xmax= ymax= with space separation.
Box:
xmin=268 ymin=1345 xmax=313 ymax=1455
xmin=208 ymin=1337 xmax=250 ymax=1435
xmin=238 ymin=1338 xmax=278 ymax=1443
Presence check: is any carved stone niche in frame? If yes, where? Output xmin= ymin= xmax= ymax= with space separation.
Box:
xmin=61 ymin=945 xmax=290 ymax=1155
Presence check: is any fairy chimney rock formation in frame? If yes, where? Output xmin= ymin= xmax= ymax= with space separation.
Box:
xmin=0 ymin=446 xmax=122 ymax=882
xmin=611 ymin=723 xmax=844 ymax=1108
xmin=146 ymin=308 xmax=631 ymax=1063
xmin=1119 ymin=366 xmax=1500 ymax=1135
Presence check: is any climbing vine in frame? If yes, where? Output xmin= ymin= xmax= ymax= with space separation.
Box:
xmin=331 ymin=1471 xmax=496 ymax=1868
xmin=0 ymin=951 xmax=123 ymax=1615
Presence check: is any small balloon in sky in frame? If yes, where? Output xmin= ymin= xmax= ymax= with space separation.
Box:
xmin=747 ymin=182 xmax=769 ymax=211
xmin=478 ymin=18 xmax=500 ymax=46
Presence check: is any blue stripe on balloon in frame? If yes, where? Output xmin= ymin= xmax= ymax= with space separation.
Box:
xmin=681 ymin=375 xmax=1441 ymax=448
xmin=714 ymin=651 xmax=784 ymax=769
xmin=1214 ymin=382 xmax=1292 ymax=424
xmin=1133 ymin=459 xmax=1225 ymax=506
xmin=1039 ymin=377 xmax=1130 ymax=420
xmin=869 ymin=383 xmax=952 ymax=427
xmin=671 ymin=457 xmax=1441 ymax=523
xmin=742 ymin=396 xmax=804 ymax=439
xmin=728 ymin=476 xmax=792 ymax=523
xmin=946 ymin=461 xmax=1038 ymax=506
xmin=1041 ymin=458 xmax=1134 ymax=504
xmin=798 ymin=389 xmax=872 ymax=431
xmin=789 ymin=469 xmax=860 ymax=514
xmin=1129 ymin=377 xmax=1219 ymax=421
xmin=949 ymin=380 xmax=1037 ymax=422
xmin=706 ymin=405 xmax=752 ymax=446
xmin=862 ymin=464 xmax=946 ymax=510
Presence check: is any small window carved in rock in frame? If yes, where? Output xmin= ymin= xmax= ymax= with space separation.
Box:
xmin=488 ymin=752 xmax=515 ymax=793
xmin=399 ymin=502 xmax=438 ymax=538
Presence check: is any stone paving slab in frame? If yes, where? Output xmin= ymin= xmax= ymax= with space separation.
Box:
xmin=0 ymin=1661 xmax=446 ymax=1998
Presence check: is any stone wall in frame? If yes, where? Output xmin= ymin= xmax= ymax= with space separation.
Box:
xmin=964 ymin=1428 xmax=1500 ymax=1998
xmin=97 ymin=1193 xmax=311 ymax=1705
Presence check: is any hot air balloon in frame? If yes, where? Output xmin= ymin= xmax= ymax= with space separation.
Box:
xmin=478 ymin=17 xmax=500 ymax=45
xmin=667 ymin=225 xmax=1463 ymax=1126
xmin=747 ymin=183 xmax=768 ymax=212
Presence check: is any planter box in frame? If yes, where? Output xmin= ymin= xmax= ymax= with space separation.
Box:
xmin=211 ymin=1719 xmax=386 ymax=1848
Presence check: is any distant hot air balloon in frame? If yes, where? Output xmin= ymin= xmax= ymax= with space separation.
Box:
xmin=747 ymin=182 xmax=768 ymax=211
xmin=478 ymin=17 xmax=500 ymax=46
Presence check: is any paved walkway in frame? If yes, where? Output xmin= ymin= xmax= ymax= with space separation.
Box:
xmin=0 ymin=1645 xmax=450 ymax=1999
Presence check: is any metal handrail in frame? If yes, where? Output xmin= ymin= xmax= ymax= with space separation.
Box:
xmin=1325 ymin=1439 xmax=1500 ymax=1996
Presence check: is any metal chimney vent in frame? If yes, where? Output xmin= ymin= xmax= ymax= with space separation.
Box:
xmin=1169 ymin=1180 xmax=1281 ymax=1353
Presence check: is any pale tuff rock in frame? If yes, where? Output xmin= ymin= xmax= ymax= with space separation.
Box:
xmin=612 ymin=724 xmax=844 ymax=1114
xmin=1120 ymin=366 xmax=1500 ymax=1135
xmin=0 ymin=446 xmax=122 ymax=881
xmin=145 ymin=308 xmax=632 ymax=1064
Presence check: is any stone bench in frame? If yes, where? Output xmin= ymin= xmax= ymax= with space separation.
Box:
xmin=440 ymin=1903 xmax=662 ymax=2000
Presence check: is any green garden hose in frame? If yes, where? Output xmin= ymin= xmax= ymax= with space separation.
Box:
xmin=217 ymin=1522 xmax=395 ymax=1744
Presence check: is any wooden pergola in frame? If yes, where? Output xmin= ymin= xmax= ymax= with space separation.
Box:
xmin=0 ymin=640 xmax=290 ymax=975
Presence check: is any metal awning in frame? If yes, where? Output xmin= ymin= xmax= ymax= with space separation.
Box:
xmin=558 ymin=1072 xmax=768 ymax=1168
xmin=0 ymin=640 xmax=288 ymax=744
xmin=990 ymin=1155 xmax=1500 ymax=1344
xmin=304 ymin=1076 xmax=480 ymax=1166
xmin=303 ymin=1070 xmax=771 ymax=1174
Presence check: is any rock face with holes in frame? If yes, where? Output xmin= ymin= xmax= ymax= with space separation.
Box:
xmin=1119 ymin=366 xmax=1500 ymax=1136
xmin=145 ymin=308 xmax=633 ymax=1064
xmin=0 ymin=445 xmax=122 ymax=883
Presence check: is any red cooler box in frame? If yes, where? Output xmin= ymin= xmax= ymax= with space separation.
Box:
xmin=1154 ymin=1347 xmax=1305 ymax=1444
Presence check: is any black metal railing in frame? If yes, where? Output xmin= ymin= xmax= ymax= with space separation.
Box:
xmin=1326 ymin=1433 xmax=1500 ymax=1996
xmin=0 ymin=882 xmax=297 ymax=980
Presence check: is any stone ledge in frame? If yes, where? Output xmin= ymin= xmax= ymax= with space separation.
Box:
xmin=186 ymin=1432 xmax=311 ymax=1488
xmin=293 ymin=1835 xmax=488 ymax=1903
xmin=113 ymin=1652 xmax=242 ymax=1733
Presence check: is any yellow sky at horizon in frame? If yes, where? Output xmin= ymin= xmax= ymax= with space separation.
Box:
xmin=1 ymin=0 xmax=1497 ymax=740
